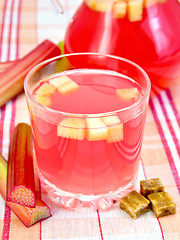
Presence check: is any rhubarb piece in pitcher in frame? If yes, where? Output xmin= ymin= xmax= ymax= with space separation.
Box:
xmin=127 ymin=0 xmax=143 ymax=22
xmin=0 ymin=154 xmax=51 ymax=227
xmin=6 ymin=123 xmax=36 ymax=208
xmin=113 ymin=1 xmax=127 ymax=19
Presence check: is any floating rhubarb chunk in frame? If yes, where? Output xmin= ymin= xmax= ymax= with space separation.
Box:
xmin=113 ymin=1 xmax=127 ymax=18
xmin=92 ymin=1 xmax=113 ymax=12
xmin=57 ymin=81 xmax=79 ymax=95
xmin=148 ymin=192 xmax=176 ymax=218
xmin=116 ymin=88 xmax=138 ymax=101
xmin=57 ymin=117 xmax=85 ymax=140
xmin=140 ymin=178 xmax=165 ymax=197
xmin=107 ymin=124 xmax=123 ymax=143
xmin=50 ymin=75 xmax=79 ymax=95
xmin=143 ymin=0 xmax=158 ymax=7
xmin=35 ymin=95 xmax=52 ymax=107
xmin=36 ymin=83 xmax=55 ymax=96
xmin=84 ymin=0 xmax=113 ymax=11
xmin=120 ymin=190 xmax=150 ymax=218
xmin=102 ymin=115 xmax=121 ymax=126
xmin=127 ymin=0 xmax=143 ymax=22
xmin=7 ymin=123 xmax=36 ymax=208
xmin=102 ymin=115 xmax=123 ymax=143
xmin=0 ymin=154 xmax=51 ymax=227
xmin=84 ymin=0 xmax=95 ymax=8
xmin=0 ymin=39 xmax=61 ymax=107
xmin=86 ymin=117 xmax=108 ymax=141
xmin=49 ymin=75 xmax=71 ymax=88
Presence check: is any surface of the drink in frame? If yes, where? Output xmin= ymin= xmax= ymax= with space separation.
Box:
xmin=33 ymin=69 xmax=142 ymax=114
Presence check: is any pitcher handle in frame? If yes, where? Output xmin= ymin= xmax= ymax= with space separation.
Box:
xmin=50 ymin=0 xmax=64 ymax=14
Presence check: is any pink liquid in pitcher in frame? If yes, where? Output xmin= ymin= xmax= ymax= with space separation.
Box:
xmin=31 ymin=69 xmax=146 ymax=195
xmin=64 ymin=0 xmax=180 ymax=95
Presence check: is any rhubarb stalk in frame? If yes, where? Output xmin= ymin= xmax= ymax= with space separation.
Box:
xmin=0 ymin=154 xmax=52 ymax=227
xmin=7 ymin=123 xmax=36 ymax=207
xmin=0 ymin=60 xmax=16 ymax=72
xmin=0 ymin=39 xmax=61 ymax=107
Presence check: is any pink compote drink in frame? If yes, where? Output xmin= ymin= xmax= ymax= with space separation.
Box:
xmin=25 ymin=53 xmax=150 ymax=209
xmin=64 ymin=0 xmax=180 ymax=95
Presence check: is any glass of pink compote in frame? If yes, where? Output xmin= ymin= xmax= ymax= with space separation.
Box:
xmin=24 ymin=53 xmax=151 ymax=209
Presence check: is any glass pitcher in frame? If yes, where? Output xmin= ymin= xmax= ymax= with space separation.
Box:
xmin=62 ymin=0 xmax=180 ymax=95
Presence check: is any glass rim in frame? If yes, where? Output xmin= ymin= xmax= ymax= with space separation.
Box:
xmin=24 ymin=52 xmax=151 ymax=117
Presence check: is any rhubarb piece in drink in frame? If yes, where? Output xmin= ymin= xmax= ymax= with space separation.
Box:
xmin=49 ymin=75 xmax=79 ymax=95
xmin=120 ymin=190 xmax=150 ymax=218
xmin=35 ymin=95 xmax=52 ymax=107
xmin=7 ymin=123 xmax=36 ymax=208
xmin=102 ymin=115 xmax=123 ymax=143
xmin=36 ymin=83 xmax=56 ymax=96
xmin=0 ymin=154 xmax=51 ymax=227
xmin=116 ymin=88 xmax=138 ymax=101
xmin=140 ymin=178 xmax=165 ymax=197
xmin=148 ymin=192 xmax=176 ymax=218
xmin=86 ymin=117 xmax=108 ymax=141
xmin=57 ymin=117 xmax=86 ymax=140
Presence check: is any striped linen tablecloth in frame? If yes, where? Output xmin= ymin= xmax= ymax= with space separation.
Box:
xmin=0 ymin=0 xmax=180 ymax=239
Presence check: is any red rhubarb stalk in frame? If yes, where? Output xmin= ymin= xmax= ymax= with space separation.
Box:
xmin=0 ymin=60 xmax=16 ymax=72
xmin=7 ymin=123 xmax=36 ymax=207
xmin=0 ymin=154 xmax=52 ymax=227
xmin=0 ymin=39 xmax=61 ymax=107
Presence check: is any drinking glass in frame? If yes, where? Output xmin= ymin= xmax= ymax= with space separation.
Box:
xmin=24 ymin=53 xmax=151 ymax=209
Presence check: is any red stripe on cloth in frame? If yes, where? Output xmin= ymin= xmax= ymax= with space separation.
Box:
xmin=7 ymin=0 xmax=15 ymax=61
xmin=149 ymin=99 xmax=180 ymax=194
xmin=166 ymin=88 xmax=180 ymax=128
xmin=2 ymin=100 xmax=16 ymax=240
xmin=16 ymin=0 xmax=22 ymax=59
xmin=158 ymin=93 xmax=180 ymax=158
xmin=0 ymin=105 xmax=6 ymax=154
xmin=2 ymin=0 xmax=20 ymax=238
xmin=141 ymin=160 xmax=165 ymax=240
xmin=2 ymin=204 xmax=11 ymax=240
xmin=97 ymin=210 xmax=104 ymax=240
xmin=0 ymin=0 xmax=8 ymax=60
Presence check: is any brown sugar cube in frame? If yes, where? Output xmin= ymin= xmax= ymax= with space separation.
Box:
xmin=120 ymin=190 xmax=150 ymax=218
xmin=148 ymin=192 xmax=176 ymax=218
xmin=140 ymin=178 xmax=165 ymax=197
